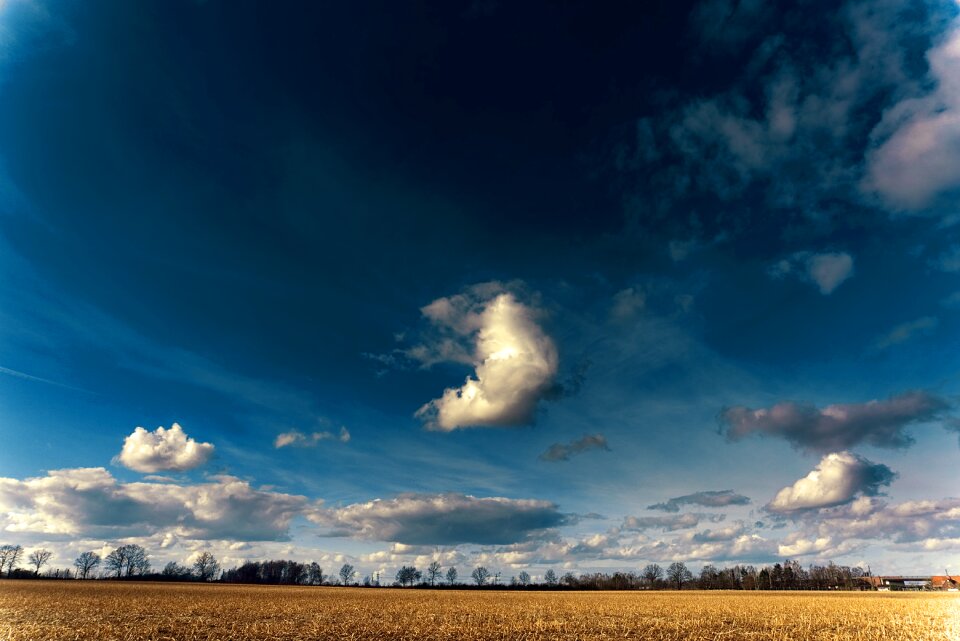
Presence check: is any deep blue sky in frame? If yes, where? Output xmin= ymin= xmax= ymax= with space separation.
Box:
xmin=2 ymin=0 xmax=960 ymax=578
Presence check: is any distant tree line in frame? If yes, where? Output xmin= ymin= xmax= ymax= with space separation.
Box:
xmin=0 ymin=541 xmax=879 ymax=591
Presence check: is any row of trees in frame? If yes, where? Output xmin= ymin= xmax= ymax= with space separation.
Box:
xmin=0 ymin=541 xmax=875 ymax=591
xmin=1 ymin=544 xmax=221 ymax=582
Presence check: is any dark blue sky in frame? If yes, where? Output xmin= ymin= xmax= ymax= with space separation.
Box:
xmin=2 ymin=0 xmax=960 ymax=577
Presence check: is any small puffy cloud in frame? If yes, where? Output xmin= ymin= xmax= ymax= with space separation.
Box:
xmin=610 ymin=287 xmax=646 ymax=321
xmin=648 ymin=490 xmax=751 ymax=513
xmin=766 ymin=451 xmax=896 ymax=514
xmin=863 ymin=18 xmax=960 ymax=211
xmin=116 ymin=424 xmax=214 ymax=473
xmin=539 ymin=434 xmax=610 ymax=462
xmin=721 ymin=390 xmax=949 ymax=453
xmin=275 ymin=426 xmax=350 ymax=448
xmin=667 ymin=239 xmax=698 ymax=262
xmin=313 ymin=493 xmax=568 ymax=545
xmin=0 ymin=468 xmax=309 ymax=541
xmin=872 ymin=316 xmax=938 ymax=351
xmin=413 ymin=284 xmax=559 ymax=430
xmin=771 ymin=251 xmax=854 ymax=295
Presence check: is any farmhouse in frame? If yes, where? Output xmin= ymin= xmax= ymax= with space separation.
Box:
xmin=866 ymin=575 xmax=960 ymax=591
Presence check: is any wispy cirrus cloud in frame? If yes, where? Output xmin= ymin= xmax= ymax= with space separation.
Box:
xmin=275 ymin=426 xmax=350 ymax=448
xmin=872 ymin=316 xmax=939 ymax=351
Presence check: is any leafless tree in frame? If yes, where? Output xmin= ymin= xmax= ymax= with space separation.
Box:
xmin=74 ymin=551 xmax=101 ymax=579
xmin=105 ymin=544 xmax=150 ymax=577
xmin=193 ymin=552 xmax=221 ymax=581
xmin=395 ymin=565 xmax=421 ymax=587
xmin=28 ymin=549 xmax=53 ymax=576
xmin=544 ymin=569 xmax=558 ymax=586
xmin=667 ymin=561 xmax=692 ymax=590
xmin=339 ymin=563 xmax=356 ymax=586
xmin=308 ymin=562 xmax=324 ymax=586
xmin=446 ymin=566 xmax=458 ymax=585
xmin=517 ymin=571 xmax=531 ymax=586
xmin=471 ymin=566 xmax=490 ymax=586
xmin=642 ymin=563 xmax=663 ymax=587
xmin=0 ymin=545 xmax=23 ymax=577
xmin=426 ymin=561 xmax=442 ymax=586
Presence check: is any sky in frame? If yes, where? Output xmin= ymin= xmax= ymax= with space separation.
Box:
xmin=1 ymin=0 xmax=960 ymax=581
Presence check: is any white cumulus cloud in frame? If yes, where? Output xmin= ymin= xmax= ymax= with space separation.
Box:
xmin=116 ymin=423 xmax=214 ymax=473
xmin=413 ymin=284 xmax=559 ymax=430
xmin=766 ymin=451 xmax=896 ymax=514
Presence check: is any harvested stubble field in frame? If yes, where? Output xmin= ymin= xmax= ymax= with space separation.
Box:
xmin=1 ymin=581 xmax=958 ymax=641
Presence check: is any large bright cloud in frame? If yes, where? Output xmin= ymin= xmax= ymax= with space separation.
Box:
xmin=313 ymin=493 xmax=569 ymax=545
xmin=864 ymin=15 xmax=960 ymax=211
xmin=766 ymin=451 xmax=896 ymax=514
xmin=721 ymin=390 xmax=949 ymax=452
xmin=413 ymin=284 xmax=559 ymax=430
xmin=116 ymin=423 xmax=214 ymax=473
xmin=0 ymin=467 xmax=308 ymax=540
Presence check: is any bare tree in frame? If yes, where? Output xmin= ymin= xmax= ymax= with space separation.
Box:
xmin=0 ymin=545 xmax=23 ymax=577
xmin=193 ymin=552 xmax=221 ymax=581
xmin=162 ymin=562 xmax=191 ymax=579
xmin=395 ymin=565 xmax=421 ymax=587
xmin=471 ymin=566 xmax=490 ymax=586
xmin=105 ymin=546 xmax=129 ymax=577
xmin=74 ymin=551 xmax=101 ymax=579
xmin=666 ymin=561 xmax=693 ymax=590
xmin=105 ymin=544 xmax=150 ymax=577
xmin=642 ymin=563 xmax=663 ymax=588
xmin=446 ymin=566 xmax=458 ymax=585
xmin=517 ymin=571 xmax=531 ymax=586
xmin=308 ymin=562 xmax=324 ymax=586
xmin=426 ymin=561 xmax=442 ymax=586
xmin=544 ymin=569 xmax=558 ymax=586
xmin=339 ymin=563 xmax=356 ymax=586
xmin=28 ymin=549 xmax=52 ymax=576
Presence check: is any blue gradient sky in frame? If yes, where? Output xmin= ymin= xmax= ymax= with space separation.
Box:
xmin=1 ymin=0 xmax=960 ymax=579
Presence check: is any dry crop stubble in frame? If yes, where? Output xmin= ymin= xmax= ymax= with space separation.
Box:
xmin=0 ymin=581 xmax=958 ymax=640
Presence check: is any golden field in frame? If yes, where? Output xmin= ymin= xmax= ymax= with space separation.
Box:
xmin=1 ymin=581 xmax=958 ymax=641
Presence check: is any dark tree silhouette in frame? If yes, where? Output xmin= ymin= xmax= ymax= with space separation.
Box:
xmin=74 ymin=551 xmax=101 ymax=579
xmin=28 ymin=549 xmax=52 ymax=575
xmin=667 ymin=562 xmax=693 ymax=590
xmin=426 ymin=561 xmax=442 ymax=586
xmin=193 ymin=552 xmax=221 ymax=581
xmin=642 ymin=563 xmax=663 ymax=587
xmin=446 ymin=567 xmax=458 ymax=585
xmin=339 ymin=563 xmax=356 ymax=586
xmin=544 ymin=569 xmax=558 ymax=586
xmin=395 ymin=565 xmax=421 ymax=587
xmin=0 ymin=545 xmax=23 ymax=576
xmin=471 ymin=566 xmax=490 ymax=586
